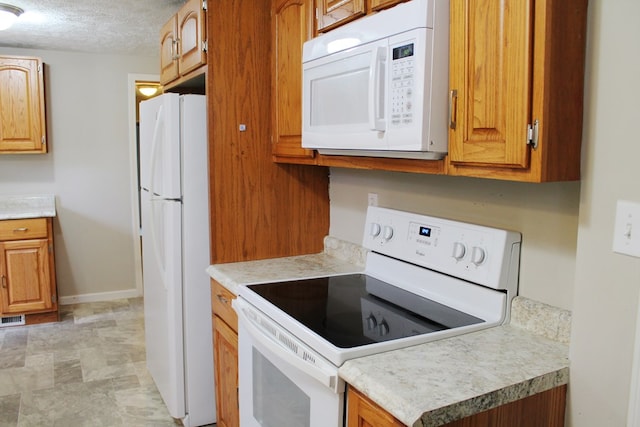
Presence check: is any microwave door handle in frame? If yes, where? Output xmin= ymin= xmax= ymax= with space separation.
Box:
xmin=368 ymin=46 xmax=387 ymax=132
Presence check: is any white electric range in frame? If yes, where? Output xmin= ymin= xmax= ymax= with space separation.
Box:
xmin=233 ymin=206 xmax=522 ymax=427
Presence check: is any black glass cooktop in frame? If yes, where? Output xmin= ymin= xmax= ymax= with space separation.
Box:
xmin=247 ymin=274 xmax=483 ymax=349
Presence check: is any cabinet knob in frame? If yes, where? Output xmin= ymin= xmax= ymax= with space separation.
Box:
xmin=1 ymin=275 xmax=6 ymax=289
xmin=13 ymin=227 xmax=28 ymax=232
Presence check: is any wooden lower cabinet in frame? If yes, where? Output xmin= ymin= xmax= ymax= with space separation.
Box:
xmin=213 ymin=315 xmax=239 ymax=427
xmin=211 ymin=280 xmax=239 ymax=427
xmin=347 ymin=385 xmax=567 ymax=427
xmin=0 ymin=217 xmax=58 ymax=324
xmin=347 ymin=386 xmax=405 ymax=427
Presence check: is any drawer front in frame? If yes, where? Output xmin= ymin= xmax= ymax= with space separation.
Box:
xmin=211 ymin=279 xmax=237 ymax=332
xmin=0 ymin=218 xmax=48 ymax=241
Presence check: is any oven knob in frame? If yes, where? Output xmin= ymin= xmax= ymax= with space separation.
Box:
xmin=366 ymin=314 xmax=377 ymax=330
xmin=471 ymin=246 xmax=486 ymax=265
xmin=379 ymin=319 xmax=390 ymax=336
xmin=382 ymin=226 xmax=394 ymax=241
xmin=452 ymin=242 xmax=466 ymax=261
xmin=370 ymin=222 xmax=381 ymax=237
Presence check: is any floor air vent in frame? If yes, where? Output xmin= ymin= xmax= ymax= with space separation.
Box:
xmin=0 ymin=315 xmax=25 ymax=328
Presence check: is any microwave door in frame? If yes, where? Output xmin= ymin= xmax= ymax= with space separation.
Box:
xmin=302 ymin=38 xmax=389 ymax=151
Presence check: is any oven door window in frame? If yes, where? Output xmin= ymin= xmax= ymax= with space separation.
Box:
xmin=253 ymin=347 xmax=310 ymax=427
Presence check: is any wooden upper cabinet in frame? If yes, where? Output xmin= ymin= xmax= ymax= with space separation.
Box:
xmin=316 ymin=0 xmax=407 ymax=31
xmin=316 ymin=0 xmax=365 ymax=32
xmin=0 ymin=56 xmax=47 ymax=154
xmin=369 ymin=0 xmax=408 ymax=12
xmin=178 ymin=0 xmax=207 ymax=76
xmin=272 ymin=0 xmax=317 ymax=162
xmin=160 ymin=17 xmax=179 ymax=85
xmin=160 ymin=0 xmax=207 ymax=87
xmin=447 ymin=0 xmax=588 ymax=182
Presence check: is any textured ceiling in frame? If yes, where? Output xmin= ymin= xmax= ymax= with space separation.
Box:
xmin=0 ymin=0 xmax=186 ymax=56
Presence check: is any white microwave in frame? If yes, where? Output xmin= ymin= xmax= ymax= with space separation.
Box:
xmin=302 ymin=0 xmax=449 ymax=160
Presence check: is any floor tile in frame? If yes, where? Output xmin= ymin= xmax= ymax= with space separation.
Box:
xmin=53 ymin=359 xmax=83 ymax=386
xmin=0 ymin=393 xmax=20 ymax=426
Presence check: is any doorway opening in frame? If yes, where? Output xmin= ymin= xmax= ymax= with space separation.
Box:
xmin=127 ymin=74 xmax=161 ymax=296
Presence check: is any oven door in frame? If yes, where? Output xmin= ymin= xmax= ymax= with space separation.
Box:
xmin=234 ymin=297 xmax=345 ymax=427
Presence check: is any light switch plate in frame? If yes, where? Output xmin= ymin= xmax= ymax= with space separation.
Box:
xmin=613 ymin=200 xmax=640 ymax=258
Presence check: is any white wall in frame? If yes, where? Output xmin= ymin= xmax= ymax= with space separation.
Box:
xmin=329 ymin=1 xmax=640 ymax=425
xmin=0 ymin=47 xmax=158 ymax=301
xmin=568 ymin=0 xmax=640 ymax=425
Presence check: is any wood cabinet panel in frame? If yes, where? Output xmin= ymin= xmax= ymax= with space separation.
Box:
xmin=0 ymin=218 xmax=47 ymax=241
xmin=160 ymin=0 xmax=207 ymax=87
xmin=442 ymin=385 xmax=567 ymax=427
xmin=0 ymin=218 xmax=57 ymax=321
xmin=272 ymin=0 xmax=317 ymax=162
xmin=0 ymin=239 xmax=52 ymax=314
xmin=211 ymin=279 xmax=237 ymax=334
xmin=368 ymin=0 xmax=407 ymax=12
xmin=317 ymin=0 xmax=365 ymax=32
xmin=211 ymin=281 xmax=239 ymax=427
xmin=448 ymin=0 xmax=532 ymax=169
xmin=347 ymin=385 xmax=567 ymax=427
xmin=160 ymin=17 xmax=179 ymax=85
xmin=207 ymin=0 xmax=328 ymax=264
xmin=178 ymin=0 xmax=207 ymax=76
xmin=347 ymin=386 xmax=405 ymax=427
xmin=0 ymin=56 xmax=46 ymax=154
xmin=447 ymin=0 xmax=588 ymax=182
xmin=213 ymin=315 xmax=239 ymax=427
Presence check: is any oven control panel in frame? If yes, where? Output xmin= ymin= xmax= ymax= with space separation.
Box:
xmin=363 ymin=206 xmax=521 ymax=291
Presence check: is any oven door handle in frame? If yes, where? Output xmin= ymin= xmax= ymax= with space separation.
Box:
xmin=236 ymin=301 xmax=341 ymax=392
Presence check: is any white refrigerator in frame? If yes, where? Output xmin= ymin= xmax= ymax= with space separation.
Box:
xmin=139 ymin=93 xmax=215 ymax=426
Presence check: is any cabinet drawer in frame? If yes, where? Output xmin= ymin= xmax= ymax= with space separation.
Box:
xmin=0 ymin=218 xmax=48 ymax=241
xmin=211 ymin=279 xmax=237 ymax=332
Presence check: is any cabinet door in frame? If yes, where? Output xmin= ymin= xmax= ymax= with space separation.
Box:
xmin=0 ymin=56 xmax=46 ymax=154
xmin=347 ymin=386 xmax=404 ymax=427
xmin=316 ymin=0 xmax=365 ymax=32
xmin=368 ymin=0 xmax=406 ymax=12
xmin=160 ymin=16 xmax=179 ymax=85
xmin=272 ymin=0 xmax=316 ymax=161
xmin=178 ymin=0 xmax=207 ymax=77
xmin=0 ymin=239 xmax=53 ymax=315
xmin=213 ymin=315 xmax=239 ymax=427
xmin=448 ymin=0 xmax=533 ymax=169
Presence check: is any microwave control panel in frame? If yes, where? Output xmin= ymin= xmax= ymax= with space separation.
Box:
xmin=390 ymin=41 xmax=415 ymax=128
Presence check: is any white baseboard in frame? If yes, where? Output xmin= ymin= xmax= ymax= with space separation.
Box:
xmin=58 ymin=288 xmax=143 ymax=305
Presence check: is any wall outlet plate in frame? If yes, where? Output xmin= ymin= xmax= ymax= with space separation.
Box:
xmin=613 ymin=200 xmax=640 ymax=258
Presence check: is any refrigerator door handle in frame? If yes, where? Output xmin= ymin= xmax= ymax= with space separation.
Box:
xmin=149 ymin=104 xmax=164 ymax=198
xmin=148 ymin=105 xmax=168 ymax=290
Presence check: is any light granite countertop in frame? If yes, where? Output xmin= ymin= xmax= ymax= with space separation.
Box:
xmin=206 ymin=236 xmax=367 ymax=294
xmin=0 ymin=194 xmax=56 ymax=220
xmin=207 ymin=236 xmax=570 ymax=427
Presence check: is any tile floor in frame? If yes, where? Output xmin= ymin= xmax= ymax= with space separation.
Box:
xmin=0 ymin=298 xmax=208 ymax=427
